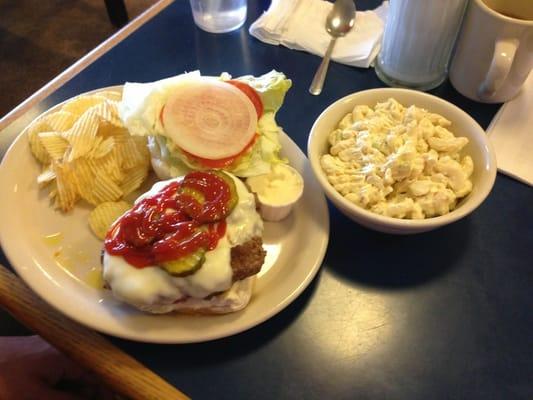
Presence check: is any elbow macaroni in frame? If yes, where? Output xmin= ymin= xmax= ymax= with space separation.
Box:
xmin=321 ymin=98 xmax=474 ymax=219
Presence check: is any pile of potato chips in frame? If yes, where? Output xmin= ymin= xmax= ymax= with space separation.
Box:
xmin=27 ymin=91 xmax=151 ymax=238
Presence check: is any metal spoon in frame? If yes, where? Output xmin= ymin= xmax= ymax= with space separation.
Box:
xmin=309 ymin=0 xmax=356 ymax=95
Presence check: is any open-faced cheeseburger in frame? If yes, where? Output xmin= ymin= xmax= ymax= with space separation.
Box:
xmin=102 ymin=170 xmax=266 ymax=314
xmin=119 ymin=70 xmax=292 ymax=179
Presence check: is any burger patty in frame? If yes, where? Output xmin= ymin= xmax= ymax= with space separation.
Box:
xmin=230 ymin=236 xmax=266 ymax=282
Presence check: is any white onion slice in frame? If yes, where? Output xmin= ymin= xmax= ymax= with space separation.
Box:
xmin=161 ymin=79 xmax=257 ymax=160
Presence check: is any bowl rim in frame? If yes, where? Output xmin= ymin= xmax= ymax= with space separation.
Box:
xmin=307 ymin=88 xmax=497 ymax=229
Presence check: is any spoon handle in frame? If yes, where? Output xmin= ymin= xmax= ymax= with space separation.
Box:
xmin=309 ymin=37 xmax=338 ymax=95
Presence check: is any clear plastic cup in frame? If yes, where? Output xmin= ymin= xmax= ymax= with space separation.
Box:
xmin=189 ymin=0 xmax=247 ymax=33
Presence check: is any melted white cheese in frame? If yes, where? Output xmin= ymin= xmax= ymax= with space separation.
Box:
xmin=226 ymin=176 xmax=263 ymax=246
xmin=173 ymin=237 xmax=231 ymax=298
xmin=103 ymin=252 xmax=181 ymax=308
xmin=102 ymin=174 xmax=263 ymax=307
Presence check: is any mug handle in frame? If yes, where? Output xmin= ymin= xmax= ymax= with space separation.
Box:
xmin=477 ymin=38 xmax=519 ymax=100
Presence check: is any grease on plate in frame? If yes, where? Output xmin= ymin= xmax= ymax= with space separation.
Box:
xmin=43 ymin=232 xmax=63 ymax=247
xmin=47 ymin=237 xmax=101 ymax=288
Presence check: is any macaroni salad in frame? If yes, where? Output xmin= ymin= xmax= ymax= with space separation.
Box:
xmin=320 ymin=98 xmax=474 ymax=219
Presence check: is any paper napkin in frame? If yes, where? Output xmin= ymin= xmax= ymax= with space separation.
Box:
xmin=249 ymin=0 xmax=388 ymax=68
xmin=487 ymin=73 xmax=533 ymax=186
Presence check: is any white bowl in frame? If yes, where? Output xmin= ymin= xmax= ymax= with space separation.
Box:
xmin=307 ymin=88 xmax=497 ymax=234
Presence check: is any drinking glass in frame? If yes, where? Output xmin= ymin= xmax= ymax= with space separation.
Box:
xmin=189 ymin=0 xmax=247 ymax=33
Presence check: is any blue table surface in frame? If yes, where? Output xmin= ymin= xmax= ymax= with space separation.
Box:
xmin=1 ymin=1 xmax=532 ymax=399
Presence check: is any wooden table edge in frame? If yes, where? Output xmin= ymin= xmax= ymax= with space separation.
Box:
xmin=0 ymin=0 xmax=174 ymax=132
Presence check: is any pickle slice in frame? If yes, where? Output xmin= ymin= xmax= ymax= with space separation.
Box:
xmin=179 ymin=186 xmax=205 ymax=203
xmin=177 ymin=186 xmax=205 ymax=217
xmin=179 ymin=171 xmax=239 ymax=222
xmin=161 ymin=247 xmax=206 ymax=277
xmin=211 ymin=170 xmax=238 ymax=216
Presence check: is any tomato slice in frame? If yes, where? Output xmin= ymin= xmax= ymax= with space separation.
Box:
xmin=226 ymin=80 xmax=263 ymax=119
xmin=183 ymin=133 xmax=259 ymax=169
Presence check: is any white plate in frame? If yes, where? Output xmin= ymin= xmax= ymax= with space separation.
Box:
xmin=0 ymin=88 xmax=329 ymax=343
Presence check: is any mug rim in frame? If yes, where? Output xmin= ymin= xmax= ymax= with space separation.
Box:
xmin=476 ymin=0 xmax=533 ymax=25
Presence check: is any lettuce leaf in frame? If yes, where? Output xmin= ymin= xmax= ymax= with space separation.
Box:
xmin=235 ymin=70 xmax=292 ymax=113
xmin=229 ymin=112 xmax=287 ymax=177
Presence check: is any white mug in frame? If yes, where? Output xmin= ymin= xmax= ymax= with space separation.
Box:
xmin=449 ymin=0 xmax=533 ymax=103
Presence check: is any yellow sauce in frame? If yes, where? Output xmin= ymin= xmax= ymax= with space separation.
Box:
xmin=43 ymin=232 xmax=63 ymax=247
xmin=44 ymin=231 xmax=104 ymax=289
xmin=53 ymin=247 xmax=75 ymax=273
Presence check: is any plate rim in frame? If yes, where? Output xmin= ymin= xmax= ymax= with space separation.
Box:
xmin=0 ymin=86 xmax=330 ymax=343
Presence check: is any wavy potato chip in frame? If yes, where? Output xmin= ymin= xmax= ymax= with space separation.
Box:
xmin=53 ymin=162 xmax=78 ymax=212
xmin=27 ymin=120 xmax=52 ymax=164
xmin=37 ymin=166 xmax=56 ymax=187
xmin=119 ymin=136 xmax=150 ymax=169
xmin=42 ymin=111 xmax=77 ymax=132
xmin=101 ymin=150 xmax=124 ymax=183
xmin=61 ymin=94 xmax=108 ymax=117
xmin=71 ymin=158 xmax=96 ymax=204
xmin=92 ymin=173 xmax=123 ymax=203
xmin=90 ymin=100 xmax=122 ymax=127
xmin=63 ymin=112 xmax=100 ymax=161
xmin=121 ymin=165 xmax=149 ymax=196
xmin=89 ymin=136 xmax=115 ymax=159
xmin=38 ymin=132 xmax=69 ymax=161
xmin=48 ymin=181 xmax=58 ymax=200
xmin=98 ymin=123 xmax=129 ymax=139
xmin=88 ymin=201 xmax=131 ymax=240
xmin=85 ymin=149 xmax=123 ymax=185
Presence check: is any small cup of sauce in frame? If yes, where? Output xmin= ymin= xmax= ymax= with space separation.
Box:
xmin=246 ymin=164 xmax=304 ymax=222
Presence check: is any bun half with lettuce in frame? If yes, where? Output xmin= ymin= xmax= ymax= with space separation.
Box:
xmin=119 ymin=70 xmax=292 ymax=179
